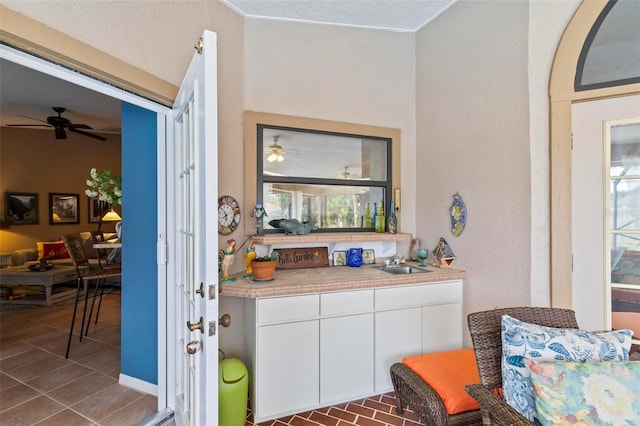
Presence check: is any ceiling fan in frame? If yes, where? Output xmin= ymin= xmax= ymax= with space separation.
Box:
xmin=265 ymin=135 xmax=286 ymax=162
xmin=7 ymin=106 xmax=107 ymax=141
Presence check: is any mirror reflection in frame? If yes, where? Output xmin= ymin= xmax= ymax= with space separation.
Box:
xmin=258 ymin=126 xmax=391 ymax=232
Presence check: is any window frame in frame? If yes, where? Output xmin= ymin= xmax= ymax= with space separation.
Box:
xmin=243 ymin=111 xmax=401 ymax=236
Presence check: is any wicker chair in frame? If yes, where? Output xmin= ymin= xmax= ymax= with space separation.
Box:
xmin=390 ymin=362 xmax=482 ymax=425
xmin=464 ymin=307 xmax=579 ymax=426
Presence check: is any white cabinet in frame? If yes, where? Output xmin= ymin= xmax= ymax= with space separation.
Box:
xmin=374 ymin=307 xmax=422 ymax=392
xmin=247 ymin=280 xmax=463 ymax=422
xmin=256 ymin=320 xmax=319 ymax=419
xmin=321 ymin=313 xmax=374 ymax=404
xmin=374 ymin=280 xmax=463 ymax=392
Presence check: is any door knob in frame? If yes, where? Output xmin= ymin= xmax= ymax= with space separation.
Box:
xmin=219 ymin=313 xmax=231 ymax=328
xmin=187 ymin=317 xmax=204 ymax=333
xmin=186 ymin=340 xmax=201 ymax=355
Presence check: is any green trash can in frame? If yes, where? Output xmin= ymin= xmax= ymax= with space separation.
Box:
xmin=219 ymin=358 xmax=248 ymax=426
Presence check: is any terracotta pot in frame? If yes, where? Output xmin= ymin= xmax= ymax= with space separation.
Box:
xmin=251 ymin=260 xmax=277 ymax=281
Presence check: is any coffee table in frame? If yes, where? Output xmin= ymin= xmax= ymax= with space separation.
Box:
xmin=0 ymin=265 xmax=87 ymax=306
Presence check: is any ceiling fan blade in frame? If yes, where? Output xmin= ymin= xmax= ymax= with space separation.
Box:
xmin=67 ymin=123 xmax=93 ymax=130
xmin=67 ymin=127 xmax=107 ymax=141
xmin=7 ymin=124 xmax=53 ymax=127
xmin=17 ymin=113 xmax=49 ymax=124
xmin=54 ymin=127 xmax=67 ymax=139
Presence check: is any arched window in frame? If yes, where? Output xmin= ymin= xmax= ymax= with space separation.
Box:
xmin=575 ymin=0 xmax=640 ymax=91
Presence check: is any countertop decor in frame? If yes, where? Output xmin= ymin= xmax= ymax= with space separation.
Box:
xmin=220 ymin=261 xmax=465 ymax=298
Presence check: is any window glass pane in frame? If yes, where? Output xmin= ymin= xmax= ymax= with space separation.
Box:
xmin=262 ymin=128 xmax=388 ymax=181
xmin=611 ymin=234 xmax=640 ymax=285
xmin=263 ymin=183 xmax=385 ymax=231
xmin=577 ymin=0 xmax=640 ymax=90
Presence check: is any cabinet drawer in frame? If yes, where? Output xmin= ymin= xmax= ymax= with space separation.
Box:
xmin=321 ymin=289 xmax=373 ymax=317
xmin=375 ymin=280 xmax=461 ymax=311
xmin=257 ymin=294 xmax=319 ymax=324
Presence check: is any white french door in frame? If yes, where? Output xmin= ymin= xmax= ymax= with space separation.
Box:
xmin=572 ymin=94 xmax=640 ymax=333
xmin=172 ymin=30 xmax=219 ymax=425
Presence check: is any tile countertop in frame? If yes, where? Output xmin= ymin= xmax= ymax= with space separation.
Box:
xmin=219 ymin=261 xmax=466 ymax=299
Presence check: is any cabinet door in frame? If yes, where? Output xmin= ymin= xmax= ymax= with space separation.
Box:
xmin=374 ymin=307 xmax=422 ymax=392
xmin=320 ymin=313 xmax=374 ymax=404
xmin=422 ymin=303 xmax=463 ymax=353
xmin=256 ymin=320 xmax=319 ymax=421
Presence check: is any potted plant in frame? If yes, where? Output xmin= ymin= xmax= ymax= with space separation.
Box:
xmin=250 ymin=251 xmax=279 ymax=281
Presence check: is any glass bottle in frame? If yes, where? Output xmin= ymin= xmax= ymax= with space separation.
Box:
xmin=371 ymin=202 xmax=377 ymax=230
xmin=363 ymin=203 xmax=372 ymax=228
xmin=387 ymin=201 xmax=398 ymax=234
xmin=375 ymin=202 xmax=385 ymax=233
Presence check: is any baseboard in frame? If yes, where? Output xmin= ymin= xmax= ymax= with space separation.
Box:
xmin=119 ymin=373 xmax=158 ymax=395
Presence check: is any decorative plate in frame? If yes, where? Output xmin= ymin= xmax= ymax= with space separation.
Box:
xmin=450 ymin=193 xmax=467 ymax=237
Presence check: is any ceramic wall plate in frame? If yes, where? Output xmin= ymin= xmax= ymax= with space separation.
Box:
xmin=450 ymin=193 xmax=467 ymax=236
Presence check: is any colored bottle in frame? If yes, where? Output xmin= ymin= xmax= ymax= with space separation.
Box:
xmin=371 ymin=202 xmax=377 ymax=230
xmin=375 ymin=202 xmax=385 ymax=233
xmin=387 ymin=201 xmax=397 ymax=234
xmin=363 ymin=203 xmax=372 ymax=228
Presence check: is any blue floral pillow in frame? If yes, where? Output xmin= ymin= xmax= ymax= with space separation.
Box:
xmin=525 ymin=359 xmax=640 ymax=425
xmin=501 ymin=314 xmax=632 ymax=423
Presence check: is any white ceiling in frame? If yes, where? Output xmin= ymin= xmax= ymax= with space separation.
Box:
xmin=223 ymin=0 xmax=456 ymax=32
xmin=0 ymin=0 xmax=455 ymax=137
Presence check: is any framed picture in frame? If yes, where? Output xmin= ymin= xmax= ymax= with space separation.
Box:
xmin=363 ymin=249 xmax=376 ymax=265
xmin=333 ymin=250 xmax=347 ymax=266
xmin=49 ymin=193 xmax=79 ymax=225
xmin=88 ymin=197 xmax=111 ymax=223
xmin=6 ymin=192 xmax=39 ymax=225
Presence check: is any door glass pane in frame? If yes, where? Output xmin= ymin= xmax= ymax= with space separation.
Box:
xmin=263 ymin=183 xmax=385 ymax=231
xmin=610 ymin=124 xmax=640 ymax=177
xmin=611 ymin=234 xmax=640 ymax=285
xmin=611 ymin=287 xmax=640 ymax=342
xmin=610 ymin=178 xmax=640 ymax=231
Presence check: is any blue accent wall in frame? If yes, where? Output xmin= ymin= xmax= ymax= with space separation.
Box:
xmin=121 ymin=102 xmax=158 ymax=383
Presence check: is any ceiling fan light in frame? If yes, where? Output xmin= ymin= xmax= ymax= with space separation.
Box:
xmin=267 ymin=152 xmax=284 ymax=162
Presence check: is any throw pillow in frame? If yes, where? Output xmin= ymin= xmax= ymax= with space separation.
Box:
xmin=41 ymin=242 xmax=69 ymax=260
xmin=37 ymin=240 xmax=63 ymax=258
xmin=501 ymin=314 xmax=633 ymax=422
xmin=525 ymin=359 xmax=640 ymax=425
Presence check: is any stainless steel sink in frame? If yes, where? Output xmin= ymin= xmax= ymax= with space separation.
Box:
xmin=375 ymin=265 xmax=430 ymax=275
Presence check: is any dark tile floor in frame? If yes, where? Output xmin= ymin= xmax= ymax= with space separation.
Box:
xmin=1 ymin=289 xmax=421 ymax=426
xmin=0 ymin=291 xmax=157 ymax=425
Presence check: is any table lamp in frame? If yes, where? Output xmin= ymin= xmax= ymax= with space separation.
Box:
xmin=98 ymin=209 xmax=122 ymax=231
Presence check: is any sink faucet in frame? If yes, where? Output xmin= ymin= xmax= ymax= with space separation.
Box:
xmin=389 ymin=255 xmax=403 ymax=267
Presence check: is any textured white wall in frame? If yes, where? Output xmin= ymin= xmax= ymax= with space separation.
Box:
xmin=528 ymin=0 xmax=581 ymax=307
xmin=416 ymin=1 xmax=532 ymax=341
xmin=415 ymin=0 xmax=579 ymax=346
xmin=243 ymin=19 xmax=417 ymax=234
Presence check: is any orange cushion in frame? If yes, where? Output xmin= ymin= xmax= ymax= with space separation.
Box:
xmin=403 ymin=348 xmax=481 ymax=415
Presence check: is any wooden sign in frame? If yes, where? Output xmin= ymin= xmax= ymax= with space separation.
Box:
xmin=273 ymin=247 xmax=330 ymax=269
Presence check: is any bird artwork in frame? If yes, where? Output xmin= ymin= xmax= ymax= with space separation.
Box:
xmin=244 ymin=237 xmax=257 ymax=277
xmin=252 ymin=203 xmax=268 ymax=235
xmin=219 ymin=238 xmax=237 ymax=283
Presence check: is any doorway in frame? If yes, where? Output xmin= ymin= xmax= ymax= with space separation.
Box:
xmin=0 ymin=44 xmax=170 ymax=410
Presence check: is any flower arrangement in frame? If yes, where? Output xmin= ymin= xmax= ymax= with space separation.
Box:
xmin=85 ymin=168 xmax=122 ymax=205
